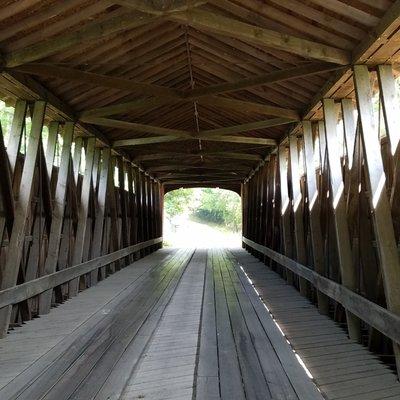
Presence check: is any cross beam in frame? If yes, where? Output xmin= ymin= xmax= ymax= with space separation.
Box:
xmin=16 ymin=63 xmax=334 ymax=120
xmin=80 ymin=96 xmax=299 ymax=120
xmin=13 ymin=64 xmax=181 ymax=99
xmin=134 ymin=151 xmax=262 ymax=162
xmin=84 ymin=116 xmax=289 ymax=139
xmin=114 ymin=0 xmax=207 ymax=14
xmin=112 ymin=135 xmax=277 ymax=147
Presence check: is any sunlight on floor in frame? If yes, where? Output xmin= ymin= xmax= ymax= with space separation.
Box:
xmin=163 ymin=215 xmax=241 ymax=248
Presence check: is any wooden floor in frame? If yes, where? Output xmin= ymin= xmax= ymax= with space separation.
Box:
xmin=0 ymin=247 xmax=395 ymax=400
xmin=232 ymin=249 xmax=400 ymax=400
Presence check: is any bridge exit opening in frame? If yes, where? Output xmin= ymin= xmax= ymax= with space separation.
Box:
xmin=163 ymin=187 xmax=242 ymax=248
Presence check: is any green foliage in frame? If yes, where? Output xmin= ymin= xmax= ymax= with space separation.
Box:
xmin=164 ymin=187 xmax=242 ymax=232
xmin=194 ymin=188 xmax=241 ymax=232
xmin=164 ymin=188 xmax=194 ymax=220
xmin=0 ymin=101 xmax=14 ymax=144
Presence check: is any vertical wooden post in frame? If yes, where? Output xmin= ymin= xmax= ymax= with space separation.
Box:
xmin=353 ymin=65 xmax=400 ymax=372
xmin=132 ymin=167 xmax=139 ymax=247
xmin=0 ymin=101 xmax=46 ymax=336
xmin=117 ymin=157 xmax=129 ymax=263
xmin=25 ymin=122 xmax=58 ymax=287
xmin=135 ymin=169 xmax=143 ymax=248
xmin=45 ymin=121 xmax=59 ymax=178
xmin=289 ymin=135 xmax=308 ymax=296
xmin=241 ymin=182 xmax=247 ymax=247
xmin=142 ymin=174 xmax=149 ymax=254
xmin=377 ymin=65 xmax=400 ymax=156
xmin=377 ymin=65 xmax=400 ymax=241
xmin=157 ymin=181 xmax=162 ymax=246
xmin=69 ymin=137 xmax=96 ymax=296
xmin=303 ymin=121 xmax=329 ymax=314
xmin=278 ymin=145 xmax=294 ymax=284
xmin=322 ymin=98 xmax=361 ymax=341
xmin=107 ymin=156 xmax=119 ymax=272
xmin=149 ymin=180 xmax=155 ymax=246
xmin=91 ymin=148 xmax=111 ymax=283
xmin=39 ymin=122 xmax=74 ymax=313
xmin=72 ymin=137 xmax=83 ymax=185
xmin=0 ymin=131 xmax=14 ymax=243
xmin=7 ymin=99 xmax=27 ymax=174
xmin=126 ymin=164 xmax=136 ymax=259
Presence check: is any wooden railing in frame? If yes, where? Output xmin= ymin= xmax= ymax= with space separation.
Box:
xmin=0 ymin=237 xmax=163 ymax=310
xmin=242 ymin=237 xmax=400 ymax=346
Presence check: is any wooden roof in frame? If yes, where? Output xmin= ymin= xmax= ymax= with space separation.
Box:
xmin=0 ymin=0 xmax=399 ymax=191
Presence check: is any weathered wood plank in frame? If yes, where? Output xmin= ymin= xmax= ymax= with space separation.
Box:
xmin=0 ymin=101 xmax=46 ymax=337
xmin=39 ymin=122 xmax=74 ymax=314
xmin=69 ymin=138 xmax=96 ymax=296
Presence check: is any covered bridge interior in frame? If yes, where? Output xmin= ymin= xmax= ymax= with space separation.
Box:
xmin=0 ymin=0 xmax=400 ymax=399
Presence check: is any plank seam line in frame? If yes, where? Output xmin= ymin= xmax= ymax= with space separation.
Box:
xmin=229 ymin=250 xmax=323 ymax=396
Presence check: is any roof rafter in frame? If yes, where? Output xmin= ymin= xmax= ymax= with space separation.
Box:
xmin=168 ymin=9 xmax=351 ymax=64
xmin=3 ymin=12 xmax=162 ymax=67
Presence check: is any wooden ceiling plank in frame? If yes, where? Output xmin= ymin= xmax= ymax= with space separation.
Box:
xmin=168 ymin=9 xmax=351 ymax=64
xmin=201 ymin=97 xmax=299 ymax=120
xmin=213 ymin=0 xmax=354 ymax=49
xmin=188 ymin=31 xmax=324 ymax=93
xmin=4 ymin=12 xmax=161 ymax=67
xmin=79 ymin=97 xmax=173 ymax=118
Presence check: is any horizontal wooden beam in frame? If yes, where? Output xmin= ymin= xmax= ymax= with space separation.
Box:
xmin=160 ymin=172 xmax=244 ymax=180
xmin=12 ymin=64 xmax=182 ymax=99
xmin=164 ymin=178 xmax=242 ymax=185
xmin=82 ymin=117 xmax=294 ymax=140
xmin=81 ymin=95 xmax=298 ymax=120
xmin=115 ymin=0 xmax=207 ymax=14
xmin=189 ymin=63 xmax=346 ymax=98
xmin=113 ymin=134 xmax=277 ymax=147
xmin=4 ymin=13 xmax=160 ymax=67
xmin=0 ymin=238 xmax=162 ymax=309
xmin=149 ymin=164 xmax=250 ymax=172
xmin=134 ymin=151 xmax=261 ymax=162
xmin=113 ymin=135 xmax=185 ymax=147
xmin=242 ymin=237 xmax=400 ymax=346
xmin=202 ymin=135 xmax=276 ymax=146
xmin=170 ymin=9 xmax=350 ymax=64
